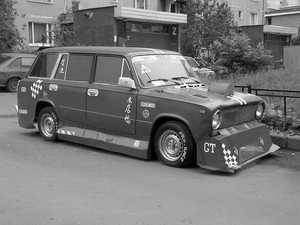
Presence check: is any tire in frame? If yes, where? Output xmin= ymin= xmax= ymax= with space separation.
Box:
xmin=7 ymin=77 xmax=20 ymax=92
xmin=154 ymin=121 xmax=196 ymax=167
xmin=37 ymin=107 xmax=58 ymax=141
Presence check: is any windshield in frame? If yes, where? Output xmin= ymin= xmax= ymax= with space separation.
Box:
xmin=0 ymin=54 xmax=12 ymax=65
xmin=132 ymin=54 xmax=197 ymax=87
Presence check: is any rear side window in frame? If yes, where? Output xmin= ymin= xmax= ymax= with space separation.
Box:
xmin=66 ymin=54 xmax=93 ymax=82
xmin=21 ymin=57 xmax=35 ymax=69
xmin=30 ymin=53 xmax=58 ymax=78
xmin=94 ymin=56 xmax=123 ymax=84
xmin=54 ymin=55 xmax=68 ymax=80
xmin=8 ymin=58 xmax=21 ymax=69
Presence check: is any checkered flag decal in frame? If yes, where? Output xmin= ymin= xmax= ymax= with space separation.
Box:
xmin=222 ymin=144 xmax=238 ymax=168
xmin=30 ymin=80 xmax=43 ymax=99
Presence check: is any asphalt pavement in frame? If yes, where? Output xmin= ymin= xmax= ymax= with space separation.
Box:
xmin=0 ymin=92 xmax=299 ymax=225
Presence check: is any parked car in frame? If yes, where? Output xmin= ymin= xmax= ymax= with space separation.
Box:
xmin=17 ymin=47 xmax=279 ymax=173
xmin=0 ymin=53 xmax=36 ymax=92
xmin=184 ymin=56 xmax=216 ymax=80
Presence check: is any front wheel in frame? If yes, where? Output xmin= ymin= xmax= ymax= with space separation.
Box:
xmin=154 ymin=121 xmax=196 ymax=167
xmin=37 ymin=107 xmax=58 ymax=141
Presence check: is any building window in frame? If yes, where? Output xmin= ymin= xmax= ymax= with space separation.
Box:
xmin=134 ymin=0 xmax=148 ymax=9
xmin=28 ymin=22 xmax=54 ymax=46
xmin=250 ymin=13 xmax=258 ymax=25
xmin=238 ymin=10 xmax=243 ymax=19
xmin=267 ymin=17 xmax=272 ymax=25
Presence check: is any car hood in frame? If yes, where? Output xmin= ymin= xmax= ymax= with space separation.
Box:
xmin=141 ymin=84 xmax=262 ymax=111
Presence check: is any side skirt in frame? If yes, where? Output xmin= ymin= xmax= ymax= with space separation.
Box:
xmin=57 ymin=126 xmax=149 ymax=160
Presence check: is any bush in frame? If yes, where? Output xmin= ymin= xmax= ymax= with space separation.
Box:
xmin=212 ymin=32 xmax=273 ymax=74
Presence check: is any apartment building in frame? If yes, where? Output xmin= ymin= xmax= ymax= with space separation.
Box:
xmin=218 ymin=0 xmax=266 ymax=26
xmin=74 ymin=0 xmax=187 ymax=51
xmin=14 ymin=0 xmax=72 ymax=48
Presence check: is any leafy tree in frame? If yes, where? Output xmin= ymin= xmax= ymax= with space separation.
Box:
xmin=53 ymin=12 xmax=77 ymax=46
xmin=183 ymin=0 xmax=234 ymax=58
xmin=0 ymin=0 xmax=22 ymax=51
xmin=212 ymin=32 xmax=273 ymax=73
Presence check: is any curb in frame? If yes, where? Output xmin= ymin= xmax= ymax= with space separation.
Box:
xmin=271 ymin=134 xmax=300 ymax=152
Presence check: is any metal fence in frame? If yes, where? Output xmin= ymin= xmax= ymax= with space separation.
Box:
xmin=235 ymin=85 xmax=300 ymax=126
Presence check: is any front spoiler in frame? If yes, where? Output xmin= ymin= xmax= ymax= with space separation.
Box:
xmin=228 ymin=143 xmax=279 ymax=170
xmin=197 ymin=121 xmax=280 ymax=172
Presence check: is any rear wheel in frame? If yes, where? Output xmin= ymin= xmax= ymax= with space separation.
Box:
xmin=154 ymin=121 xmax=196 ymax=167
xmin=37 ymin=107 xmax=58 ymax=141
xmin=7 ymin=77 xmax=20 ymax=92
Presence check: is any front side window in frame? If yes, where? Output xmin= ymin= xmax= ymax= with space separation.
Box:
xmin=132 ymin=54 xmax=196 ymax=87
xmin=30 ymin=53 xmax=58 ymax=78
xmin=0 ymin=54 xmax=12 ymax=65
xmin=28 ymin=22 xmax=54 ymax=46
xmin=66 ymin=54 xmax=93 ymax=82
xmin=94 ymin=56 xmax=123 ymax=84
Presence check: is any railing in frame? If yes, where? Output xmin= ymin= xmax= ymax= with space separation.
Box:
xmin=235 ymin=85 xmax=300 ymax=127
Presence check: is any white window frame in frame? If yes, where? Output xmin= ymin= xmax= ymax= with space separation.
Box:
xmin=134 ymin=0 xmax=149 ymax=10
xmin=250 ymin=12 xmax=258 ymax=25
xmin=28 ymin=22 xmax=54 ymax=47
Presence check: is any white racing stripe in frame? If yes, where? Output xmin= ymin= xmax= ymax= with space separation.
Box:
xmin=234 ymin=95 xmax=247 ymax=105
xmin=228 ymin=96 xmax=244 ymax=105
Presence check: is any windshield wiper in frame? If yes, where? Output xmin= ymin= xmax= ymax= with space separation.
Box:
xmin=147 ymin=78 xmax=181 ymax=85
xmin=171 ymin=76 xmax=200 ymax=84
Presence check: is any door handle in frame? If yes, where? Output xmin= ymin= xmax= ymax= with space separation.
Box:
xmin=87 ymin=88 xmax=99 ymax=97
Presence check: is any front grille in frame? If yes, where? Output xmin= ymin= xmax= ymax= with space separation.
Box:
xmin=221 ymin=104 xmax=257 ymax=128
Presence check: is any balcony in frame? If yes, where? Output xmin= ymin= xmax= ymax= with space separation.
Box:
xmin=263 ymin=25 xmax=298 ymax=36
xmin=114 ymin=6 xmax=187 ymax=24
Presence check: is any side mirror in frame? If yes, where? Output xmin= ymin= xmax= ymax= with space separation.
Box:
xmin=118 ymin=77 xmax=136 ymax=89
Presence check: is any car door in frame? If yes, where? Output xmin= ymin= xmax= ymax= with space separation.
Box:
xmin=86 ymin=55 xmax=137 ymax=135
xmin=49 ymin=53 xmax=93 ymax=128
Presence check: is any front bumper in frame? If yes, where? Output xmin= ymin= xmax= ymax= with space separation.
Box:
xmin=197 ymin=121 xmax=280 ymax=172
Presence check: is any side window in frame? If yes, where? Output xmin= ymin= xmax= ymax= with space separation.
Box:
xmin=66 ymin=54 xmax=93 ymax=82
xmin=122 ymin=59 xmax=132 ymax=78
xmin=21 ymin=57 xmax=35 ymax=69
xmin=94 ymin=56 xmax=122 ymax=84
xmin=8 ymin=58 xmax=21 ymax=69
xmin=54 ymin=55 xmax=68 ymax=80
xmin=30 ymin=53 xmax=58 ymax=78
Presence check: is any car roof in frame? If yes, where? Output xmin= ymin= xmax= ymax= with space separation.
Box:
xmin=0 ymin=53 xmax=36 ymax=57
xmin=41 ymin=46 xmax=179 ymax=57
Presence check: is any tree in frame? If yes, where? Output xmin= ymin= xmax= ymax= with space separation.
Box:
xmin=182 ymin=0 xmax=234 ymax=58
xmin=212 ymin=32 xmax=273 ymax=73
xmin=0 ymin=0 xmax=22 ymax=51
xmin=53 ymin=12 xmax=76 ymax=46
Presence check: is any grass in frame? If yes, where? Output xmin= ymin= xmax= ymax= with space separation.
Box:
xmin=224 ymin=69 xmax=300 ymax=90
xmin=220 ymin=69 xmax=300 ymax=133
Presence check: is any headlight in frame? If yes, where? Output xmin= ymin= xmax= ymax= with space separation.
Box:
xmin=255 ymin=103 xmax=264 ymax=120
xmin=212 ymin=110 xmax=222 ymax=130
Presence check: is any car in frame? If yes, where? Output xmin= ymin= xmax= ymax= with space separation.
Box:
xmin=17 ymin=47 xmax=279 ymax=173
xmin=0 ymin=53 xmax=36 ymax=92
xmin=184 ymin=56 xmax=216 ymax=80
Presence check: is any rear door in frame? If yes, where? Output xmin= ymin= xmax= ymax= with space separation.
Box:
xmin=86 ymin=55 xmax=137 ymax=135
xmin=49 ymin=53 xmax=93 ymax=128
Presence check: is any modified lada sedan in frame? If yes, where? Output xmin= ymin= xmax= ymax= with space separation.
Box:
xmin=17 ymin=47 xmax=279 ymax=172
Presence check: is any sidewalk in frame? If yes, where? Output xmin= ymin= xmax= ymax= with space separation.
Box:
xmin=0 ymin=92 xmax=17 ymax=118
